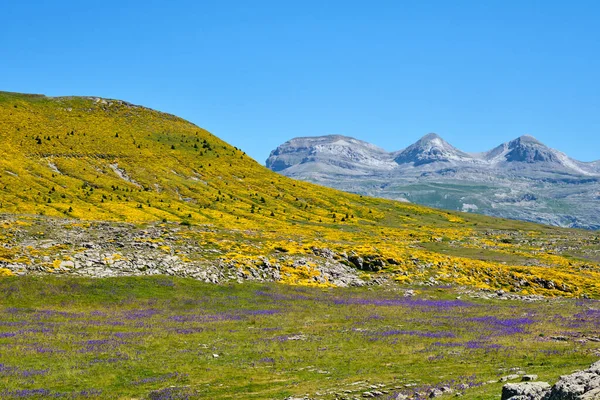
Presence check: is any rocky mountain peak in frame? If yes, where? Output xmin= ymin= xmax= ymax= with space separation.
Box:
xmin=504 ymin=135 xmax=560 ymax=163
xmin=515 ymin=134 xmax=542 ymax=144
xmin=394 ymin=133 xmax=472 ymax=166
xmin=265 ymin=135 xmax=396 ymax=173
xmin=420 ymin=132 xmax=443 ymax=141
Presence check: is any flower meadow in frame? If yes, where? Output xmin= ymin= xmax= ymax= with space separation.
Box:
xmin=0 ymin=276 xmax=598 ymax=399
xmin=2 ymin=92 xmax=600 ymax=299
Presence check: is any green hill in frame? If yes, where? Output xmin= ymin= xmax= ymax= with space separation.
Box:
xmin=0 ymin=91 xmax=599 ymax=297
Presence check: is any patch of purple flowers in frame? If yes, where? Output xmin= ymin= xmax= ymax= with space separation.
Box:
xmin=467 ymin=316 xmax=535 ymax=335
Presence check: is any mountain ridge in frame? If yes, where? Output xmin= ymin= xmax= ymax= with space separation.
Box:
xmin=267 ymin=133 xmax=600 ymax=229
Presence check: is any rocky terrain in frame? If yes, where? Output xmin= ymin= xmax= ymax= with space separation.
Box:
xmin=502 ymin=360 xmax=600 ymax=400
xmin=0 ymin=216 xmax=367 ymax=287
xmin=267 ymin=134 xmax=600 ymax=229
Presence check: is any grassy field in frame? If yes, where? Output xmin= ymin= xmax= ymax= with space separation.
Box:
xmin=0 ymin=276 xmax=598 ymax=399
xmin=0 ymin=91 xmax=599 ymax=399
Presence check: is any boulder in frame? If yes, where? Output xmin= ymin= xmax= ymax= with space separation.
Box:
xmin=501 ymin=382 xmax=551 ymax=400
xmin=548 ymin=361 xmax=600 ymax=399
xmin=501 ymin=361 xmax=600 ymax=400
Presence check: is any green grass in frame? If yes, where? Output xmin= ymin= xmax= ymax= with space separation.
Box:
xmin=0 ymin=276 xmax=598 ymax=399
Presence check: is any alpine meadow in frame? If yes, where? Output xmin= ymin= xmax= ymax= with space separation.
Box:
xmin=0 ymin=92 xmax=599 ymax=400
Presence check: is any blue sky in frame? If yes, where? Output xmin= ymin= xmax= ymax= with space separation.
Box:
xmin=2 ymin=1 xmax=599 ymax=163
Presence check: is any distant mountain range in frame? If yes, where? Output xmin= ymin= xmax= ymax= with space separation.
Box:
xmin=267 ymin=133 xmax=600 ymax=229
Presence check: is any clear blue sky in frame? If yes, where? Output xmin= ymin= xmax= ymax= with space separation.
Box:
xmin=2 ymin=1 xmax=599 ymax=163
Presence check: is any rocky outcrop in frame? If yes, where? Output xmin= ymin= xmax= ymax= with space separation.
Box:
xmin=547 ymin=361 xmax=600 ymax=400
xmin=502 ymin=361 xmax=600 ymax=400
xmin=502 ymin=382 xmax=552 ymax=400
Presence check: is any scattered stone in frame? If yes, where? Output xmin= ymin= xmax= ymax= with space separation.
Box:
xmin=501 ymin=374 xmax=522 ymax=382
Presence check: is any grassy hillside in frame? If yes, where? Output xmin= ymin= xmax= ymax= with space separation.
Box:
xmin=0 ymin=91 xmax=599 ymax=297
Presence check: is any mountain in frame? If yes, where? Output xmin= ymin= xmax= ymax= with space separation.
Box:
xmin=488 ymin=135 xmax=561 ymax=164
xmin=1 ymin=91 xmax=600 ymax=299
xmin=266 ymin=135 xmax=397 ymax=176
xmin=394 ymin=133 xmax=474 ymax=166
xmin=267 ymin=133 xmax=600 ymax=229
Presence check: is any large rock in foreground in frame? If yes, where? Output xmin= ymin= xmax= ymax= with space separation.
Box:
xmin=502 ymin=361 xmax=600 ymax=400
xmin=502 ymin=382 xmax=552 ymax=400
xmin=548 ymin=361 xmax=600 ymax=400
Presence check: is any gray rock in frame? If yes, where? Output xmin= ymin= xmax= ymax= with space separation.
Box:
xmin=548 ymin=362 xmax=600 ymax=400
xmin=501 ymin=361 xmax=600 ymax=400
xmin=349 ymin=255 xmax=364 ymax=269
xmin=502 ymin=374 xmax=523 ymax=382
xmin=501 ymin=382 xmax=551 ymax=400
xmin=522 ymin=375 xmax=539 ymax=382
xmin=579 ymin=387 xmax=600 ymax=400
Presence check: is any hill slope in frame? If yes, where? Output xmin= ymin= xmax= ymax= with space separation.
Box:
xmin=1 ymin=91 xmax=600 ymax=297
xmin=267 ymin=134 xmax=600 ymax=229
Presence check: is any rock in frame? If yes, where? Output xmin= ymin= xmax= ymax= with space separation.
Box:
xmin=548 ymin=361 xmax=600 ymax=400
xmin=349 ymin=255 xmax=364 ymax=269
xmin=440 ymin=386 xmax=453 ymax=394
xmin=311 ymin=247 xmax=335 ymax=259
xmin=501 ymin=374 xmax=523 ymax=382
xmin=522 ymin=375 xmax=539 ymax=382
xmin=579 ymin=387 xmax=600 ymax=400
xmin=500 ymin=361 xmax=600 ymax=400
xmin=501 ymin=382 xmax=551 ymax=400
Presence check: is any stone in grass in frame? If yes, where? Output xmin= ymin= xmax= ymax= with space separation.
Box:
xmin=428 ymin=386 xmax=454 ymax=397
xmin=501 ymin=382 xmax=551 ymax=400
xmin=501 ymin=374 xmax=523 ymax=382
xmin=522 ymin=375 xmax=539 ymax=382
